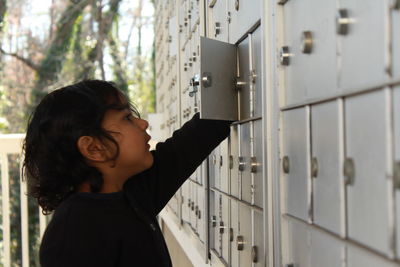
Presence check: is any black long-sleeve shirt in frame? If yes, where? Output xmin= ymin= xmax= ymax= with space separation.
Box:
xmin=40 ymin=113 xmax=231 ymax=267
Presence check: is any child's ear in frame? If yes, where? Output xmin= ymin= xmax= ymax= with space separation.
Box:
xmin=77 ymin=136 xmax=108 ymax=162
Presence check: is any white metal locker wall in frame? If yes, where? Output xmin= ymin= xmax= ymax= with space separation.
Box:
xmin=153 ymin=0 xmax=400 ymax=266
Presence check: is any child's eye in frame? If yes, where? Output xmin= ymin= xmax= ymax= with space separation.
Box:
xmin=124 ymin=114 xmax=133 ymax=121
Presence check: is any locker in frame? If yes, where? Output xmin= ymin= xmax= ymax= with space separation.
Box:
xmin=230 ymin=125 xmax=240 ymax=198
xmin=285 ymin=219 xmax=310 ymax=267
xmin=207 ymin=0 xmax=228 ymax=42
xmin=345 ymin=90 xmax=391 ymax=255
xmin=209 ymin=149 xmax=217 ymax=188
xmin=311 ymin=100 xmax=345 ymax=235
xmin=209 ymin=190 xmax=217 ymax=253
xmin=220 ymin=194 xmax=230 ymax=264
xmin=182 ymin=181 xmax=190 ymax=224
xmin=240 ymin=122 xmax=252 ymax=204
xmin=179 ymin=0 xmax=189 ymax=41
xmin=310 ymin=228 xmax=345 ymax=267
xmin=283 ymin=107 xmax=311 ymax=221
xmin=189 ymin=0 xmax=200 ymax=31
xmin=253 ymin=119 xmax=263 ymax=208
xmin=338 ymin=0 xmax=389 ymax=92
xmin=251 ymin=26 xmax=262 ymax=118
xmin=214 ymin=146 xmax=221 ymax=190
xmin=393 ymin=3 xmax=400 ymax=82
xmin=347 ymin=245 xmax=399 ymax=267
xmin=253 ymin=210 xmax=264 ymax=267
xmin=220 ymin=139 xmax=230 ymax=194
xmin=394 ymin=86 xmax=400 ymax=258
xmin=230 ymin=199 xmax=240 ymax=266
xmin=190 ymin=182 xmax=197 ymax=229
xmin=227 ymin=0 xmax=261 ymax=44
xmin=197 ymin=185 xmax=205 ymax=242
xmin=238 ymin=203 xmax=252 ymax=266
xmin=168 ymin=15 xmax=178 ymax=57
xmin=238 ymin=35 xmax=251 ymax=120
xmin=281 ymin=0 xmax=338 ymax=105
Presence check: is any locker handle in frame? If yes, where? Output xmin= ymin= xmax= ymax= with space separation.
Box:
xmin=280 ymin=46 xmax=290 ymax=66
xmin=251 ymin=157 xmax=259 ymax=173
xmin=336 ymin=9 xmax=350 ymax=35
xmin=344 ymin=158 xmax=355 ymax=185
xmin=301 ymin=31 xmax=313 ymax=54
xmin=238 ymin=156 xmax=246 ymax=171
xmin=219 ymin=221 xmax=225 ymax=234
xmin=211 ymin=215 xmax=217 ymax=227
xmin=394 ymin=0 xmax=400 ymax=9
xmin=311 ymin=157 xmax=318 ymax=178
xmin=282 ymin=156 xmax=290 ymax=173
xmin=252 ymin=246 xmax=258 ymax=263
xmin=235 ymin=0 xmax=239 ymax=11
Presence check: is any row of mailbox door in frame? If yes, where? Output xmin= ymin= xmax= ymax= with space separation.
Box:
xmin=283 ymin=86 xmax=400 ymax=257
xmin=284 ymin=217 xmax=400 ymax=267
xmin=279 ymin=0 xmax=400 ymax=106
xmin=180 ymin=178 xmax=265 ymax=267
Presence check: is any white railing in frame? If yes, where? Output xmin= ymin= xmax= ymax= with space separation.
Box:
xmin=0 ymin=134 xmax=48 ymax=267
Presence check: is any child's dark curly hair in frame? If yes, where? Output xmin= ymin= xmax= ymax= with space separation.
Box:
xmin=22 ymin=80 xmax=140 ymax=214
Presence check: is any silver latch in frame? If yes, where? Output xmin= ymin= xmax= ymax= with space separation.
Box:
xmin=189 ymin=74 xmax=200 ymax=97
xmin=214 ymin=22 xmax=221 ymax=37
xmin=236 ymin=235 xmax=244 ymax=251
xmin=336 ymin=9 xmax=350 ymax=35
xmin=238 ymin=156 xmax=246 ymax=171
xmin=301 ymin=31 xmax=313 ymax=54
xmin=280 ymin=46 xmax=290 ymax=66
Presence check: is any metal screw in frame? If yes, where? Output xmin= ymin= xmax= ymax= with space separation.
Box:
xmin=344 ymin=158 xmax=355 ymax=185
xmin=337 ymin=9 xmax=350 ymax=35
xmin=280 ymin=46 xmax=290 ymax=66
xmin=283 ymin=156 xmax=290 ymax=173
xmin=301 ymin=31 xmax=313 ymax=54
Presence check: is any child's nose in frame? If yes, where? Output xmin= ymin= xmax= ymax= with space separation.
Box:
xmin=139 ymin=119 xmax=149 ymax=130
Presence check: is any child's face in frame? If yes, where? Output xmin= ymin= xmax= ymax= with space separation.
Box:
xmin=101 ymin=105 xmax=154 ymax=177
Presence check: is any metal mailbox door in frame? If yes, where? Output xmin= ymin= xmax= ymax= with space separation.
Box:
xmin=281 ymin=0 xmax=338 ymax=105
xmin=227 ymin=0 xmax=261 ymax=44
xmin=338 ymin=0 xmax=389 ymax=92
xmin=221 ymin=194 xmax=230 ymax=264
xmin=230 ymin=199 xmax=239 ymax=266
xmin=253 ymin=210 xmax=264 ymax=267
xmin=230 ymin=125 xmax=240 ymax=198
xmin=238 ymin=35 xmax=251 ymax=120
xmin=209 ymin=190 xmax=218 ymax=254
xmin=394 ymin=85 xmax=400 ymax=258
xmin=207 ymin=0 xmax=229 ymax=42
xmin=220 ymin=139 xmax=230 ymax=194
xmin=199 ymin=36 xmax=238 ymax=121
xmin=345 ymin=90 xmax=391 ymax=255
xmin=197 ymin=185 xmax=205 ymax=242
xmin=310 ymin=228 xmax=345 ymax=267
xmin=311 ymin=100 xmax=345 ymax=236
xmin=253 ymin=119 xmax=263 ymax=208
xmin=240 ymin=122 xmax=252 ymax=204
xmin=392 ymin=3 xmax=400 ymax=83
xmin=282 ymin=107 xmax=311 ymax=221
xmin=251 ymin=26 xmax=262 ymax=118
xmin=238 ymin=202 xmax=252 ymax=267
xmin=182 ymin=180 xmax=190 ymax=224
xmin=285 ymin=219 xmax=310 ymax=267
xmin=347 ymin=244 xmax=399 ymax=267
xmin=190 ymin=181 xmax=197 ymax=228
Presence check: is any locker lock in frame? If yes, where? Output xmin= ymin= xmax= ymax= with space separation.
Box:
xmin=236 ymin=235 xmax=244 ymax=251
xmin=344 ymin=158 xmax=355 ymax=185
xmin=229 ymin=228 xmax=234 ymax=242
xmin=251 ymin=156 xmax=259 ymax=173
xmin=189 ymin=74 xmax=200 ymax=97
xmin=282 ymin=156 xmax=290 ymax=173
xmin=219 ymin=155 xmax=223 ymax=167
xmin=336 ymin=9 xmax=351 ymax=35
xmin=311 ymin=157 xmax=318 ymax=178
xmin=198 ymin=209 xmax=201 ymax=219
xmin=394 ymin=161 xmax=400 ymax=189
xmin=214 ymin=22 xmax=221 ymax=37
xmin=280 ymin=46 xmax=290 ymax=66
xmin=301 ymin=31 xmax=313 ymax=54
xmin=211 ymin=215 xmax=217 ymax=227
xmin=219 ymin=221 xmax=225 ymax=234
xmin=238 ymin=156 xmax=246 ymax=171
xmin=195 ymin=205 xmax=199 ymax=216
xmin=251 ymin=246 xmax=258 ymax=263
xmin=236 ymin=78 xmax=247 ymax=90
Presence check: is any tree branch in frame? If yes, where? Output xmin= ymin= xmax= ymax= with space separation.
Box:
xmin=0 ymin=47 xmax=39 ymax=71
